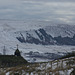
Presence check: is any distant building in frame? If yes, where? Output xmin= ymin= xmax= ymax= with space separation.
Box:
xmin=0 ymin=45 xmax=28 ymax=67
xmin=14 ymin=48 xmax=21 ymax=56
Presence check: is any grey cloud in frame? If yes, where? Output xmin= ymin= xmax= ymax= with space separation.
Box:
xmin=21 ymin=0 xmax=75 ymax=2
xmin=0 ymin=0 xmax=75 ymax=24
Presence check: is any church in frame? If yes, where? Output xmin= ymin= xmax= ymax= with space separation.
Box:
xmin=0 ymin=45 xmax=28 ymax=67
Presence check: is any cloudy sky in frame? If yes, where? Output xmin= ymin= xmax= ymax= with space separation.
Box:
xmin=0 ymin=0 xmax=75 ymax=24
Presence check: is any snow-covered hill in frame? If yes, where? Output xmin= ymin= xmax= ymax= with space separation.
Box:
xmin=0 ymin=20 xmax=75 ymax=62
xmin=14 ymin=23 xmax=75 ymax=45
xmin=44 ymin=24 xmax=75 ymax=37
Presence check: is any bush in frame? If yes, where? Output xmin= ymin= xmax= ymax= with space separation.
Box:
xmin=14 ymin=73 xmax=19 ymax=75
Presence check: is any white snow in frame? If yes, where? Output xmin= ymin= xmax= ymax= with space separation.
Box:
xmin=0 ymin=20 xmax=75 ymax=62
xmin=6 ymin=72 xmax=10 ymax=75
xmin=44 ymin=24 xmax=75 ymax=37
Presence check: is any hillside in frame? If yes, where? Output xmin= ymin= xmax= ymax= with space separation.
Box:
xmin=1 ymin=57 xmax=75 ymax=75
xmin=1 ymin=20 xmax=75 ymax=46
xmin=0 ymin=20 xmax=75 ymax=62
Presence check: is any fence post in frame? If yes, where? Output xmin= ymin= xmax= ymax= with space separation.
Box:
xmin=51 ymin=61 xmax=53 ymax=75
xmin=61 ymin=60 xmax=63 ymax=69
xmin=57 ymin=60 xmax=58 ymax=68
xmin=57 ymin=60 xmax=59 ymax=74
xmin=45 ymin=63 xmax=47 ymax=74
xmin=51 ymin=61 xmax=52 ymax=69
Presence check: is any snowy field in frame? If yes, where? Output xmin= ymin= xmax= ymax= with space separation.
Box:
xmin=0 ymin=43 xmax=75 ymax=62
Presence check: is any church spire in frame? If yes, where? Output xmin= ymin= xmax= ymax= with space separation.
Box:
xmin=17 ymin=44 xmax=19 ymax=49
xmin=14 ymin=44 xmax=21 ymax=56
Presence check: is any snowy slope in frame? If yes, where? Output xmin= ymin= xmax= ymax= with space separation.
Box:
xmin=0 ymin=20 xmax=75 ymax=62
xmin=44 ymin=24 xmax=75 ymax=37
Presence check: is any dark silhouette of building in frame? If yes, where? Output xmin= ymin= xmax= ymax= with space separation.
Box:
xmin=15 ymin=48 xmax=21 ymax=56
xmin=0 ymin=45 xmax=28 ymax=67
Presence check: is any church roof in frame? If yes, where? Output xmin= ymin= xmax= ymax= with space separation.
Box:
xmin=0 ymin=55 xmax=28 ymax=67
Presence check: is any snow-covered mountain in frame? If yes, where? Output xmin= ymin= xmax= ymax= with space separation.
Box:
xmin=0 ymin=20 xmax=75 ymax=62
xmin=44 ymin=24 xmax=75 ymax=37
xmin=14 ymin=23 xmax=75 ymax=45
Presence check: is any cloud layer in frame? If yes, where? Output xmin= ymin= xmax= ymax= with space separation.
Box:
xmin=0 ymin=0 xmax=75 ymax=24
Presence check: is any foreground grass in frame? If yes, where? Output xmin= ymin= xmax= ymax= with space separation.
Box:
xmin=0 ymin=57 xmax=75 ymax=75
